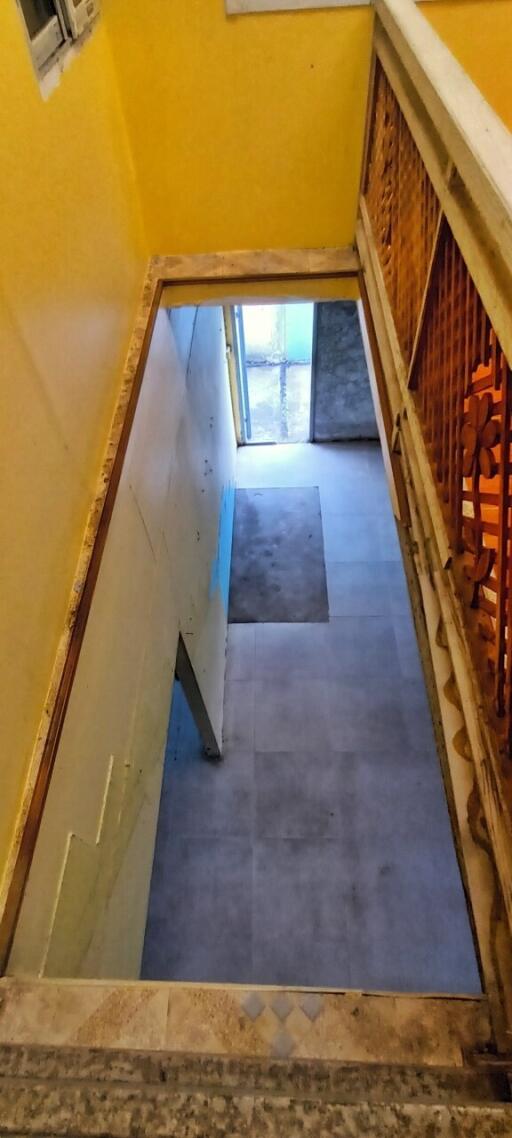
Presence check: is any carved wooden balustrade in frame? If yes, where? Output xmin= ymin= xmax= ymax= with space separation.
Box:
xmin=359 ymin=13 xmax=512 ymax=760
xmin=357 ymin=0 xmax=512 ymax=1039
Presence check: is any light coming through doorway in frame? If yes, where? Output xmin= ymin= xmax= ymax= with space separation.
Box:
xmin=232 ymin=303 xmax=314 ymax=444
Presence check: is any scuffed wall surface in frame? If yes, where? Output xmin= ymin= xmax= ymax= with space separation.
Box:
xmin=8 ymin=307 xmax=236 ymax=980
xmin=312 ymin=302 xmax=377 ymax=441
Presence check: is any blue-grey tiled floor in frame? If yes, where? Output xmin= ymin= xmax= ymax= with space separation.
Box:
xmin=141 ymin=442 xmax=481 ymax=993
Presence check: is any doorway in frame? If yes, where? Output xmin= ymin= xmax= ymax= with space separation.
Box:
xmin=232 ymin=300 xmax=380 ymax=447
xmin=232 ymin=302 xmax=314 ymax=444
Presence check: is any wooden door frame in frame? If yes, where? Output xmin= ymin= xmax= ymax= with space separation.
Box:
xmin=0 ymin=246 xmax=359 ymax=972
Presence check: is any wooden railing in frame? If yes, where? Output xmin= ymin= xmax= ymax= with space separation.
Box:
xmin=358 ymin=0 xmax=512 ymax=760
xmin=357 ymin=0 xmax=512 ymax=1040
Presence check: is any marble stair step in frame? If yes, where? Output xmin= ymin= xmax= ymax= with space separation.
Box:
xmin=0 ymin=1044 xmax=509 ymax=1105
xmin=0 ymin=1076 xmax=511 ymax=1138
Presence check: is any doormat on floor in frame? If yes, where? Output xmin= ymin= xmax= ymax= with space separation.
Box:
xmin=228 ymin=486 xmax=329 ymax=623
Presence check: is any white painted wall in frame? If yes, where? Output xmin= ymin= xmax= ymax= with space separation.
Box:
xmin=8 ymin=306 xmax=236 ymax=979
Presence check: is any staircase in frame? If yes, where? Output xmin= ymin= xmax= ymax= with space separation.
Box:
xmin=0 ymin=1044 xmax=510 ymax=1136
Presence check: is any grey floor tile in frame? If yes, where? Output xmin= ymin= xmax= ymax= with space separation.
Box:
xmin=252 ymin=932 xmax=353 ymax=990
xmin=164 ymin=749 xmax=254 ymax=839
xmin=235 ymin=442 xmax=315 ymax=489
xmin=327 ymin=679 xmax=410 ymax=753
xmin=347 ymin=849 xmax=481 ymax=994
xmin=325 ymin=617 xmax=401 ymax=679
xmin=400 ymin=679 xmax=438 ymax=753
xmin=223 ymin=680 xmax=255 ymax=750
xmin=226 ymin=624 xmax=256 ymax=682
xmin=320 ymin=474 xmax=391 ymax=518
xmin=322 ymin=512 xmax=401 ymax=564
xmin=252 ymin=838 xmax=352 ymax=988
xmin=254 ymin=678 xmax=331 ymax=752
xmin=253 ymin=837 xmax=349 ymax=941
xmin=254 ymin=750 xmax=354 ymax=840
xmin=301 ymin=443 xmax=372 ymax=486
xmin=254 ymin=623 xmax=329 ymax=680
xmin=325 ymin=562 xmax=392 ymax=617
xmin=377 ymin=513 xmax=402 ymax=560
xmin=322 ymin=514 xmax=380 ymax=562
xmin=384 ymin=561 xmax=413 ymax=616
xmin=393 ymin=615 xmax=425 ymax=680
xmin=142 ymin=836 xmax=253 ymax=983
xmin=344 ymin=750 xmax=456 ymax=860
xmin=237 ymin=442 xmax=381 ymax=498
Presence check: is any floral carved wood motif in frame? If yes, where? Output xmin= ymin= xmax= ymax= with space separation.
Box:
xmin=364 ymin=60 xmax=512 ymax=753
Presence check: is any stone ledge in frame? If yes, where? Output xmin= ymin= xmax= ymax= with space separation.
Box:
xmin=0 ymin=1081 xmax=510 ymax=1138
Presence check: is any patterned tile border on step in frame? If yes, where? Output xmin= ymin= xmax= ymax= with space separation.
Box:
xmin=165 ymin=987 xmax=491 ymax=1065
xmin=0 ymin=980 xmax=492 ymax=1067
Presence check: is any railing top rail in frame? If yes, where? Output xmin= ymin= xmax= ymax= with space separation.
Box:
xmin=374 ymin=0 xmax=512 ymax=270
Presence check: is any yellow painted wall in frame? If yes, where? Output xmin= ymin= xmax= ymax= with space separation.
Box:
xmin=101 ymin=0 xmax=512 ymax=261
xmin=422 ymin=0 xmax=512 ymax=131
xmin=102 ymin=0 xmax=373 ymax=254
xmin=0 ymin=8 xmax=146 ymax=897
xmin=9 ymin=306 xmax=236 ymax=979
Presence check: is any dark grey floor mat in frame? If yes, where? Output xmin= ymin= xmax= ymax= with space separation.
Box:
xmin=228 ymin=487 xmax=329 ymax=623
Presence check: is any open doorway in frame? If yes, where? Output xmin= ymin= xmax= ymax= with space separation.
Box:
xmin=231 ymin=300 xmax=380 ymax=447
xmin=232 ymin=302 xmax=314 ymax=443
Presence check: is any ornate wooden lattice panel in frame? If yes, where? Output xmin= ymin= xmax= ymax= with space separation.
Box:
xmin=411 ymin=223 xmax=512 ymax=736
xmin=363 ymin=59 xmax=512 ymax=750
xmin=364 ymin=60 xmax=440 ymax=367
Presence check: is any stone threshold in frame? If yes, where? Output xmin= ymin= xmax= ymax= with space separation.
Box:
xmin=0 ymin=979 xmax=492 ymax=1067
